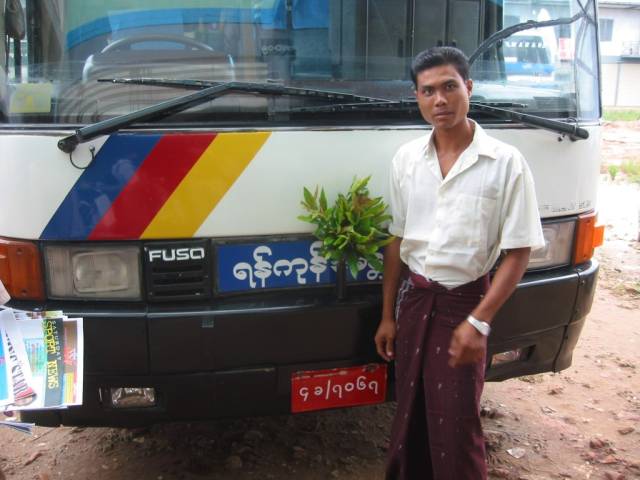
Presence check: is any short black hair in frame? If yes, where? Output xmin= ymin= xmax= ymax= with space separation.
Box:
xmin=410 ymin=47 xmax=470 ymax=87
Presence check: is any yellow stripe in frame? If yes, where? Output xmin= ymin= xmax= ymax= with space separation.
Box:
xmin=64 ymin=373 xmax=75 ymax=403
xmin=141 ymin=132 xmax=270 ymax=238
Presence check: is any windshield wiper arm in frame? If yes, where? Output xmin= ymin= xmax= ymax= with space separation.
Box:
xmin=278 ymin=99 xmax=588 ymax=139
xmin=469 ymin=13 xmax=586 ymax=66
xmin=470 ymin=102 xmax=589 ymax=140
xmin=97 ymin=77 xmax=391 ymax=104
xmin=277 ymin=99 xmax=419 ymax=114
xmin=277 ymin=100 xmax=524 ymax=115
xmin=57 ymin=80 xmax=390 ymax=153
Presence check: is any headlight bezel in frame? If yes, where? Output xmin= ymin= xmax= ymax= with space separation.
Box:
xmin=526 ymin=217 xmax=576 ymax=271
xmin=43 ymin=243 xmax=143 ymax=301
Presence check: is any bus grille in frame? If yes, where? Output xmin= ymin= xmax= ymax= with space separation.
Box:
xmin=143 ymin=241 xmax=212 ymax=302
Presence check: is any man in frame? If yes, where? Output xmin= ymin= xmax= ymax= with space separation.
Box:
xmin=374 ymin=47 xmax=544 ymax=479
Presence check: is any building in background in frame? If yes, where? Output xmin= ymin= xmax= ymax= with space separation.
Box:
xmin=599 ymin=0 xmax=640 ymax=107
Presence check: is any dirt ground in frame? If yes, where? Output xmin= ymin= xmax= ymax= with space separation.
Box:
xmin=1 ymin=122 xmax=639 ymax=480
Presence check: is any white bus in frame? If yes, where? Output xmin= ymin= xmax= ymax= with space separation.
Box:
xmin=1 ymin=0 xmax=603 ymax=426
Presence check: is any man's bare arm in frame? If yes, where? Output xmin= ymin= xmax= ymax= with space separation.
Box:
xmin=448 ymin=247 xmax=531 ymax=367
xmin=472 ymin=247 xmax=531 ymax=324
xmin=374 ymin=237 xmax=403 ymax=361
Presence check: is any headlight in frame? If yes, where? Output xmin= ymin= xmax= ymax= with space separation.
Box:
xmin=44 ymin=245 xmax=141 ymax=300
xmin=527 ymin=221 xmax=575 ymax=270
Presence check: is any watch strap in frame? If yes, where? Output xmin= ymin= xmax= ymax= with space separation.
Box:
xmin=467 ymin=314 xmax=491 ymax=336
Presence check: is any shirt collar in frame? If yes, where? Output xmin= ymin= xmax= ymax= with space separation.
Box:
xmin=423 ymin=120 xmax=497 ymax=160
xmin=421 ymin=120 xmax=498 ymax=182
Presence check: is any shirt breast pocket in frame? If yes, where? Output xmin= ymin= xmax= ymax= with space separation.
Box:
xmin=436 ymin=193 xmax=497 ymax=252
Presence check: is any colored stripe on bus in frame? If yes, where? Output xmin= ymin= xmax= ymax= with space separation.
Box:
xmin=40 ymin=135 xmax=161 ymax=240
xmin=88 ymin=134 xmax=216 ymax=240
xmin=141 ymin=132 xmax=270 ymax=239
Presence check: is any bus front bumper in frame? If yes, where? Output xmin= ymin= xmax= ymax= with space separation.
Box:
xmin=18 ymin=260 xmax=598 ymax=427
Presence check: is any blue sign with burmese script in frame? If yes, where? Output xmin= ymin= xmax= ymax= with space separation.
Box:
xmin=215 ymin=239 xmax=382 ymax=293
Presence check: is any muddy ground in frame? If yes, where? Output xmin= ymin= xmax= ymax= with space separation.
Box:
xmin=1 ymin=122 xmax=639 ymax=480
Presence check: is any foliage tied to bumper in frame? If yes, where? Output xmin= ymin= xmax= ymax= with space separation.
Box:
xmin=298 ymin=176 xmax=394 ymax=279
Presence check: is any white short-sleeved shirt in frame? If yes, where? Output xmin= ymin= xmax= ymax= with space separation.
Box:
xmin=388 ymin=121 xmax=545 ymax=289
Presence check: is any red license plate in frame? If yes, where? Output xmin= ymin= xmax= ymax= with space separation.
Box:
xmin=291 ymin=364 xmax=387 ymax=413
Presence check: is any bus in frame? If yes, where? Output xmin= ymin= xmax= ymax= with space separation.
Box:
xmin=503 ymin=34 xmax=555 ymax=81
xmin=1 ymin=0 xmax=603 ymax=427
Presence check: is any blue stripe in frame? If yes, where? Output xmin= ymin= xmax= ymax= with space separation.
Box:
xmin=41 ymin=135 xmax=161 ymax=240
xmin=67 ymin=7 xmax=283 ymax=49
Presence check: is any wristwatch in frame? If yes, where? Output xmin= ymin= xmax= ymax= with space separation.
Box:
xmin=466 ymin=314 xmax=491 ymax=336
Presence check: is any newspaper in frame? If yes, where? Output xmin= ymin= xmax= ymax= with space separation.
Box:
xmin=0 ymin=308 xmax=83 ymax=412
xmin=0 ymin=419 xmax=35 ymax=434
xmin=0 ymin=316 xmax=13 ymax=407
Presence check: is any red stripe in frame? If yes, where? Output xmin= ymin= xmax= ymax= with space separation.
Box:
xmin=89 ymin=134 xmax=216 ymax=240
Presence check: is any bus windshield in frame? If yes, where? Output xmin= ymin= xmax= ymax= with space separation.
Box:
xmin=1 ymin=0 xmax=600 ymax=126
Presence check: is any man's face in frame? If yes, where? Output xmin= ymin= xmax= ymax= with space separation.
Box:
xmin=414 ymin=64 xmax=473 ymax=130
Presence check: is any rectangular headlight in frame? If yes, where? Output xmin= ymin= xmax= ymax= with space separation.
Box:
xmin=527 ymin=221 xmax=575 ymax=270
xmin=44 ymin=245 xmax=141 ymax=300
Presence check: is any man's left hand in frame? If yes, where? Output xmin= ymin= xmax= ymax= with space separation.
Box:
xmin=448 ymin=320 xmax=487 ymax=367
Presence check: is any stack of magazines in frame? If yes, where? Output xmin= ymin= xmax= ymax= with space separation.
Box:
xmin=0 ymin=307 xmax=84 ymax=412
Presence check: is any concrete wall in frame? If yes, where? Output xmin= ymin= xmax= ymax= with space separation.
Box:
xmin=602 ymin=60 xmax=640 ymax=107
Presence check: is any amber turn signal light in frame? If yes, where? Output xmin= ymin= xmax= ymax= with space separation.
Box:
xmin=0 ymin=237 xmax=45 ymax=301
xmin=573 ymin=211 xmax=604 ymax=265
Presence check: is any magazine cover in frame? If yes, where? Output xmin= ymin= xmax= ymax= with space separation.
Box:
xmin=2 ymin=310 xmax=37 ymax=406
xmin=62 ymin=318 xmax=84 ymax=406
xmin=43 ymin=316 xmax=65 ymax=407
xmin=12 ymin=318 xmax=47 ymax=410
xmin=0 ymin=314 xmax=14 ymax=407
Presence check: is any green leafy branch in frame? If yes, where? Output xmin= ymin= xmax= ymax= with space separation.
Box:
xmin=298 ymin=176 xmax=394 ymax=279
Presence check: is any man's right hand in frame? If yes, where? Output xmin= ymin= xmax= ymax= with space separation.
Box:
xmin=376 ymin=238 xmax=402 ymax=363
xmin=374 ymin=317 xmax=396 ymax=362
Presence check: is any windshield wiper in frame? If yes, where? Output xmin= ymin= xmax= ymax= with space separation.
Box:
xmin=97 ymin=77 xmax=391 ymax=104
xmin=57 ymin=79 xmax=390 ymax=153
xmin=276 ymin=100 xmax=525 ymax=114
xmin=469 ymin=3 xmax=594 ymax=66
xmin=277 ymin=100 xmax=588 ymax=140
xmin=470 ymin=103 xmax=589 ymax=140
xmin=277 ymin=99 xmax=419 ymax=114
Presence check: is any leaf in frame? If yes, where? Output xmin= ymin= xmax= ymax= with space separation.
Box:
xmin=350 ymin=175 xmax=371 ymax=195
xmin=325 ymin=250 xmax=340 ymax=261
xmin=302 ymin=186 xmax=316 ymax=210
xmin=377 ymin=236 xmax=395 ymax=247
xmin=346 ymin=255 xmax=360 ymax=279
xmin=351 ymin=229 xmax=374 ymax=245
xmin=363 ymin=243 xmax=380 ymax=255
xmin=335 ymin=235 xmax=349 ymax=249
xmin=335 ymin=202 xmax=345 ymax=225
xmin=319 ymin=188 xmax=328 ymax=211
xmin=345 ymin=210 xmax=355 ymax=225
xmin=366 ymin=255 xmax=384 ymax=272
